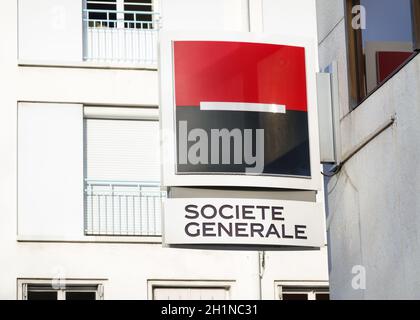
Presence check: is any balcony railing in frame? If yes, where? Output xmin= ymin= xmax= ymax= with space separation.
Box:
xmin=85 ymin=180 xmax=165 ymax=236
xmin=82 ymin=7 xmax=158 ymax=65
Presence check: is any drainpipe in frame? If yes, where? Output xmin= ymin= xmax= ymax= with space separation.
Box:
xmin=259 ymin=251 xmax=265 ymax=299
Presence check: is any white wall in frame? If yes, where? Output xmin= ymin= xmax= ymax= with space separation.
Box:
xmin=7 ymin=244 xmax=328 ymax=299
xmin=0 ymin=0 xmax=22 ymax=299
xmin=160 ymin=0 xmax=250 ymax=32
xmin=0 ymin=0 xmax=329 ymax=300
xmin=262 ymin=248 xmax=329 ymax=299
xmin=263 ymin=0 xmax=318 ymax=41
xmin=17 ymin=67 xmax=159 ymax=106
xmin=18 ymin=103 xmax=84 ymax=239
xmin=18 ymin=0 xmax=83 ymax=61
xmin=160 ymin=0 xmax=319 ymax=41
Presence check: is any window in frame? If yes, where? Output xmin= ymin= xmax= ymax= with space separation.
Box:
xmin=83 ymin=0 xmax=157 ymax=64
xmin=148 ymin=281 xmax=233 ymax=300
xmin=275 ymin=282 xmax=329 ymax=300
xmin=85 ymin=0 xmax=153 ymax=28
xmin=124 ymin=0 xmax=153 ymax=29
xmin=83 ymin=107 xmax=164 ymax=236
xmin=19 ymin=280 xmax=104 ymax=300
xmin=279 ymin=287 xmax=329 ymax=300
xmin=86 ymin=0 xmax=117 ymax=28
xmin=346 ymin=0 xmax=420 ymax=108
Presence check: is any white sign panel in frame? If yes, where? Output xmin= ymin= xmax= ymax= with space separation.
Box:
xmin=159 ymin=32 xmax=322 ymax=191
xmin=163 ymin=198 xmax=325 ymax=247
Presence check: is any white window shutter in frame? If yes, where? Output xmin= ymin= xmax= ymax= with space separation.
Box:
xmin=85 ymin=119 xmax=160 ymax=182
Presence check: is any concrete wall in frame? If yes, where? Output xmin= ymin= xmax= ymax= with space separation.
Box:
xmin=0 ymin=0 xmax=328 ymax=299
xmin=18 ymin=103 xmax=84 ymax=239
xmin=18 ymin=0 xmax=83 ymax=62
xmin=161 ymin=0 xmax=319 ymax=39
xmin=17 ymin=66 xmax=159 ymax=106
xmin=317 ymin=0 xmax=420 ymax=299
xmin=263 ymin=0 xmax=318 ymax=41
xmin=160 ymin=0 xmax=250 ymax=31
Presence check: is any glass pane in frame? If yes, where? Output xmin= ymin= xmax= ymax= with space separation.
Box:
xmin=282 ymin=293 xmax=308 ymax=300
xmin=87 ymin=0 xmax=117 ymax=27
xmin=315 ymin=293 xmax=330 ymax=300
xmin=153 ymin=287 xmax=228 ymax=300
xmin=27 ymin=291 xmax=58 ymax=300
xmin=65 ymin=292 xmax=96 ymax=300
xmin=124 ymin=0 xmax=153 ymax=29
xmin=360 ymin=0 xmax=416 ymax=93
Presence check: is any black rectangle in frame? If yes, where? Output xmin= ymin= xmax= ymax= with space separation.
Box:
xmin=176 ymin=107 xmax=311 ymax=177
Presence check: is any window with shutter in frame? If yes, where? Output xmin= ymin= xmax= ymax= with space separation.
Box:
xmin=84 ymin=108 xmax=164 ymax=236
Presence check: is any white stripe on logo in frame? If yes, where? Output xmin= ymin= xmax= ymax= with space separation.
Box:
xmin=200 ymin=102 xmax=286 ymax=113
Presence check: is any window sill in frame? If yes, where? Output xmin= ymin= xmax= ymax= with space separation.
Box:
xmin=17 ymin=235 xmax=162 ymax=244
xmin=18 ymin=60 xmax=158 ymax=71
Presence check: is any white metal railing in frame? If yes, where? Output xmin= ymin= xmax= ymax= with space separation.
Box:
xmin=83 ymin=4 xmax=159 ymax=64
xmin=85 ymin=180 xmax=166 ymax=236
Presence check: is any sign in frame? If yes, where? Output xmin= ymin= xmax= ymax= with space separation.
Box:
xmin=163 ymin=198 xmax=325 ymax=247
xmin=159 ymin=32 xmax=321 ymax=190
xmin=174 ymin=41 xmax=310 ymax=176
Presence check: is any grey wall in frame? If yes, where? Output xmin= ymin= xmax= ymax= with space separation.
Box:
xmin=317 ymin=0 xmax=420 ymax=299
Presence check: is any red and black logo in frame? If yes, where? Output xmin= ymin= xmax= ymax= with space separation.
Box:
xmin=174 ymin=40 xmax=310 ymax=177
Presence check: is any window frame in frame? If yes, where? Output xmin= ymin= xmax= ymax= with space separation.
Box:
xmin=17 ymin=279 xmax=105 ymax=300
xmin=82 ymin=106 xmax=162 ymax=238
xmin=413 ymin=0 xmax=420 ymax=50
xmin=345 ymin=0 xmax=367 ymax=109
xmin=345 ymin=0 xmax=420 ymax=110
xmin=274 ymin=281 xmax=329 ymax=300
xmin=147 ymin=280 xmax=234 ymax=300
xmin=84 ymin=0 xmax=154 ymax=29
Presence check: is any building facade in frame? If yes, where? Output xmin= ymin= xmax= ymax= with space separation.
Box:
xmin=317 ymin=0 xmax=420 ymax=299
xmin=0 ymin=0 xmax=328 ymax=300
